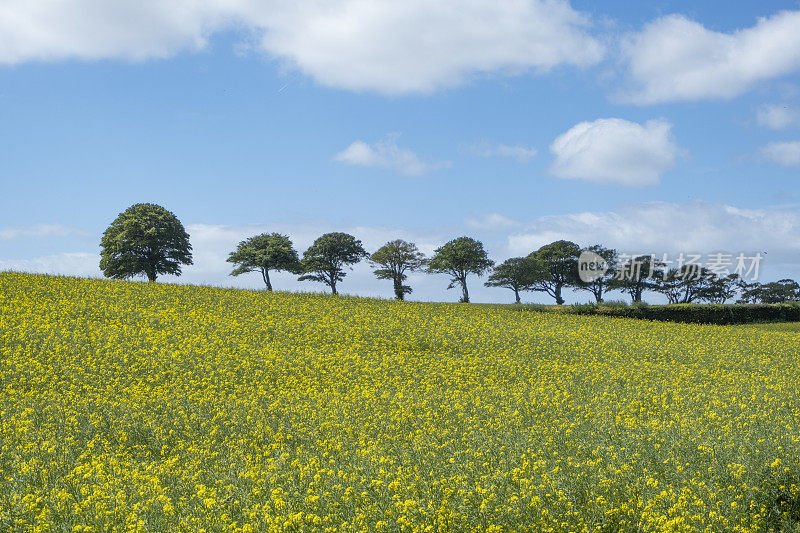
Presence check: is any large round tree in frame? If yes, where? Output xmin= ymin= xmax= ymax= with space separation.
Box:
xmin=100 ymin=203 xmax=192 ymax=282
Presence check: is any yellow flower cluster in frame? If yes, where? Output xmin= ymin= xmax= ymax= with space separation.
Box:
xmin=0 ymin=272 xmax=798 ymax=532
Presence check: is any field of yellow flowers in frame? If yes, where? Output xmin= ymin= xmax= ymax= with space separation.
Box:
xmin=1 ymin=272 xmax=799 ymax=532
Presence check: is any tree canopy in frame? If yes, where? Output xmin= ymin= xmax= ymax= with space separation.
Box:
xmin=428 ymin=237 xmax=493 ymax=303
xmin=738 ymin=278 xmax=800 ymax=304
xmin=575 ymin=245 xmax=618 ymax=303
xmin=526 ymin=240 xmax=581 ymax=305
xmin=609 ymin=255 xmax=665 ymax=303
xmin=227 ymin=233 xmax=300 ymax=291
xmin=484 ymin=257 xmax=540 ymax=304
xmin=369 ymin=239 xmax=427 ymax=300
xmin=99 ymin=203 xmax=192 ymax=282
xmin=298 ymin=232 xmax=368 ymax=294
xmin=656 ymin=265 xmax=718 ymax=304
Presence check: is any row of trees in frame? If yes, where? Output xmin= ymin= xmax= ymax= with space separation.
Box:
xmin=98 ymin=204 xmax=799 ymax=304
xmin=227 ymin=232 xmax=491 ymax=302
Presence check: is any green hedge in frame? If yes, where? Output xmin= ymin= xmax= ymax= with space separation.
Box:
xmin=590 ymin=303 xmax=800 ymax=325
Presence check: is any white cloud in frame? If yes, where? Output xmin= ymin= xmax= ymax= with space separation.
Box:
xmin=549 ymin=118 xmax=678 ymax=186
xmin=620 ymin=11 xmax=800 ymax=104
xmin=470 ymin=143 xmax=537 ymax=162
xmin=0 ymin=1 xmax=604 ymax=94
xmin=465 ymin=214 xmax=521 ymax=230
xmin=506 ymin=202 xmax=800 ymax=274
xmin=333 ymin=134 xmax=449 ymax=176
xmin=760 ymin=141 xmax=800 ymax=166
xmin=0 ymin=252 xmax=100 ymax=277
xmin=0 ymin=223 xmax=87 ymax=240
xmin=0 ymin=1 xmax=217 ymax=62
xmin=757 ymin=103 xmax=800 ymax=130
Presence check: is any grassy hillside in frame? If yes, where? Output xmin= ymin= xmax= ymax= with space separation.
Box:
xmin=1 ymin=272 xmax=799 ymax=531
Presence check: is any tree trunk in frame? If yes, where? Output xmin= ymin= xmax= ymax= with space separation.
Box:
xmin=460 ymin=277 xmax=470 ymax=303
xmin=514 ymin=288 xmax=521 ymax=304
xmin=146 ymin=268 xmax=157 ymax=282
xmin=632 ymin=286 xmax=643 ymax=302
xmin=594 ymin=284 xmax=603 ymax=303
xmin=393 ymin=277 xmax=404 ymax=300
xmin=555 ymin=284 xmax=564 ymax=305
xmin=262 ymin=269 xmax=273 ymax=291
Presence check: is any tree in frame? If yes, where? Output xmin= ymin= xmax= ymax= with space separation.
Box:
xmin=738 ymin=279 xmax=800 ymax=303
xmin=298 ymin=232 xmax=368 ymax=294
xmin=575 ymin=245 xmax=618 ymax=303
xmin=227 ymin=233 xmax=300 ymax=291
xmin=701 ymin=274 xmax=740 ymax=303
xmin=657 ymin=265 xmax=717 ymax=304
xmin=527 ymin=240 xmax=581 ymax=305
xmin=428 ymin=237 xmax=494 ymax=303
xmin=484 ymin=257 xmax=540 ymax=304
xmin=369 ymin=240 xmax=427 ymax=300
xmin=99 ymin=203 xmax=192 ymax=282
xmin=609 ymin=255 xmax=665 ymax=303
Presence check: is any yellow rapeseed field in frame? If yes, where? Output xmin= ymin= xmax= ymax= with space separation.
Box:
xmin=1 ymin=272 xmax=799 ymax=532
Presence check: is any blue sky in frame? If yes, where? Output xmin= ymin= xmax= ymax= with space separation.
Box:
xmin=2 ymin=0 xmax=800 ymax=303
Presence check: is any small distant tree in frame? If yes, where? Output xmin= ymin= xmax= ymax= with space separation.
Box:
xmin=527 ymin=240 xmax=581 ymax=305
xmin=485 ymin=257 xmax=540 ymax=304
xmin=657 ymin=265 xmax=716 ymax=304
xmin=609 ymin=255 xmax=665 ymax=303
xmin=99 ymin=203 xmax=192 ymax=282
xmin=762 ymin=279 xmax=800 ymax=303
xmin=575 ymin=245 xmax=618 ymax=303
xmin=739 ymin=279 xmax=800 ymax=303
xmin=370 ymin=240 xmax=427 ymax=300
xmin=701 ymin=273 xmax=740 ymax=303
xmin=298 ymin=232 xmax=368 ymax=294
xmin=226 ymin=233 xmax=300 ymax=291
xmin=737 ymin=280 xmax=763 ymax=304
xmin=428 ymin=237 xmax=494 ymax=303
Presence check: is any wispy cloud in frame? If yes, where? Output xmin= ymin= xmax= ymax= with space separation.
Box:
xmin=0 ymin=223 xmax=88 ymax=240
xmin=465 ymin=214 xmax=521 ymax=230
xmin=760 ymin=140 xmax=800 ymax=166
xmin=469 ymin=142 xmax=537 ymax=162
xmin=0 ymin=252 xmax=100 ymax=276
xmin=757 ymin=103 xmax=800 ymax=130
xmin=333 ymin=134 xmax=450 ymax=176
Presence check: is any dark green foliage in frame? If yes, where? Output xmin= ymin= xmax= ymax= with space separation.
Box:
xmin=226 ymin=233 xmax=300 ymax=291
xmin=298 ymin=232 xmax=368 ymax=294
xmin=739 ymin=279 xmax=800 ymax=304
xmin=575 ymin=245 xmax=618 ymax=303
xmin=751 ymin=469 xmax=800 ymax=531
xmin=526 ymin=240 xmax=581 ymax=305
xmin=484 ymin=257 xmax=540 ymax=304
xmin=99 ymin=203 xmax=192 ymax=282
xmin=608 ymin=255 xmax=665 ymax=303
xmin=369 ymin=240 xmax=426 ymax=300
xmin=428 ymin=237 xmax=494 ymax=303
xmin=569 ymin=302 xmax=598 ymax=315
xmin=532 ymin=302 xmax=800 ymax=324
xmin=702 ymin=273 xmax=741 ymax=303
xmin=656 ymin=265 xmax=718 ymax=304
